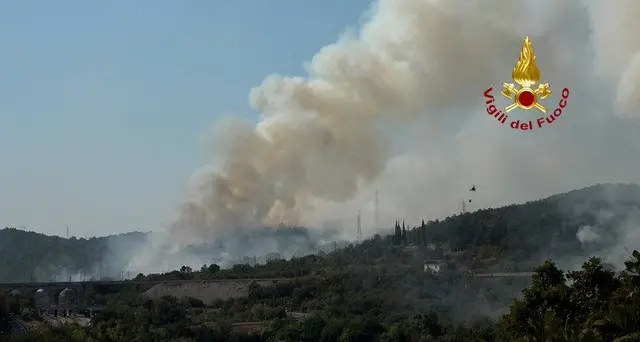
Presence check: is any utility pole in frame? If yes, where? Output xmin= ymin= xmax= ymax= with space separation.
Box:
xmin=99 ymin=253 xmax=103 ymax=280
xmin=357 ymin=210 xmax=362 ymax=242
xmin=375 ymin=189 xmax=379 ymax=230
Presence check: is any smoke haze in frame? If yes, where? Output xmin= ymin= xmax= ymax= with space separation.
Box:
xmin=127 ymin=0 xmax=640 ymax=271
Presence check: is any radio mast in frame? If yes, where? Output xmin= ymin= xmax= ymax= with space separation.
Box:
xmin=375 ymin=189 xmax=379 ymax=230
xmin=356 ymin=210 xmax=362 ymax=242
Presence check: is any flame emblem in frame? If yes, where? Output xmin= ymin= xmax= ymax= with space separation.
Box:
xmin=502 ymin=36 xmax=551 ymax=113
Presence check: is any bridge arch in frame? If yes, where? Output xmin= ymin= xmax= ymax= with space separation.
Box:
xmin=34 ymin=288 xmax=51 ymax=307
xmin=58 ymin=288 xmax=76 ymax=307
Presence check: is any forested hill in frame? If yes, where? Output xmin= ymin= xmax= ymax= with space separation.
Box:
xmin=0 ymin=229 xmax=148 ymax=282
xmin=1 ymin=183 xmax=639 ymax=282
xmin=414 ymin=183 xmax=640 ymax=269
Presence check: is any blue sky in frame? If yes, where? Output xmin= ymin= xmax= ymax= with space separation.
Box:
xmin=0 ymin=0 xmax=372 ymax=237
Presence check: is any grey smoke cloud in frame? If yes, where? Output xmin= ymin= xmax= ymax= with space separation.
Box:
xmin=127 ymin=0 xmax=640 ymax=270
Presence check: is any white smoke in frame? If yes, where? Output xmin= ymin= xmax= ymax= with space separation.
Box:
xmin=128 ymin=0 xmax=640 ymax=271
xmin=576 ymin=225 xmax=601 ymax=245
xmin=586 ymin=0 xmax=640 ymax=117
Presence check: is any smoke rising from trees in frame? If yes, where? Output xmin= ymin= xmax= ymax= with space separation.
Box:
xmin=128 ymin=0 xmax=640 ymax=271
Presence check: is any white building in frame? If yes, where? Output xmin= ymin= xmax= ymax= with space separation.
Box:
xmin=424 ymin=260 xmax=447 ymax=274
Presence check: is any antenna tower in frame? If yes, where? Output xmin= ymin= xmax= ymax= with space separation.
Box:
xmin=99 ymin=251 xmax=104 ymax=280
xmin=375 ymin=189 xmax=379 ymax=230
xmin=357 ymin=210 xmax=362 ymax=242
xmin=461 ymin=200 xmax=467 ymax=214
xmin=66 ymin=225 xmax=69 ymax=238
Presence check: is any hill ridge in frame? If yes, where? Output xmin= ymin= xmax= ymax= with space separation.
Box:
xmin=1 ymin=182 xmax=638 ymax=282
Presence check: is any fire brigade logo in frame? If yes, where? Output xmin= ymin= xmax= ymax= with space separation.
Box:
xmin=502 ymin=36 xmax=551 ymax=113
xmin=483 ymin=36 xmax=570 ymax=131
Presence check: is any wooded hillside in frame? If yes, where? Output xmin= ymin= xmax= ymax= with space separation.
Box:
xmin=3 ymin=183 xmax=636 ymax=282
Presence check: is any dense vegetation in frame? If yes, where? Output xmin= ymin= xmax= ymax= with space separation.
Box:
xmin=2 ymin=252 xmax=639 ymax=341
xmin=1 ymin=183 xmax=639 ymax=341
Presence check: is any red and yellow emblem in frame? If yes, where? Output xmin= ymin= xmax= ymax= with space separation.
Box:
xmin=501 ymin=36 xmax=551 ymax=113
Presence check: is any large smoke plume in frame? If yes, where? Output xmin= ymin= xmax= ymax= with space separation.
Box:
xmin=129 ymin=0 xmax=640 ymax=271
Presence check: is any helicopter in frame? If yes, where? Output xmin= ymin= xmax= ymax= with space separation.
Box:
xmin=467 ymin=185 xmax=477 ymax=203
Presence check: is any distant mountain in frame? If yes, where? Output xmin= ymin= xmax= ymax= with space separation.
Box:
xmin=1 ymin=183 xmax=639 ymax=282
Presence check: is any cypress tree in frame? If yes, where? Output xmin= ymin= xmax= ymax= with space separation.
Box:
xmin=402 ymin=221 xmax=407 ymax=245
xmin=394 ymin=220 xmax=401 ymax=245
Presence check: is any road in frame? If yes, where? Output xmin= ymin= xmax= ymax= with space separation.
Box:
xmin=7 ymin=315 xmax=26 ymax=334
